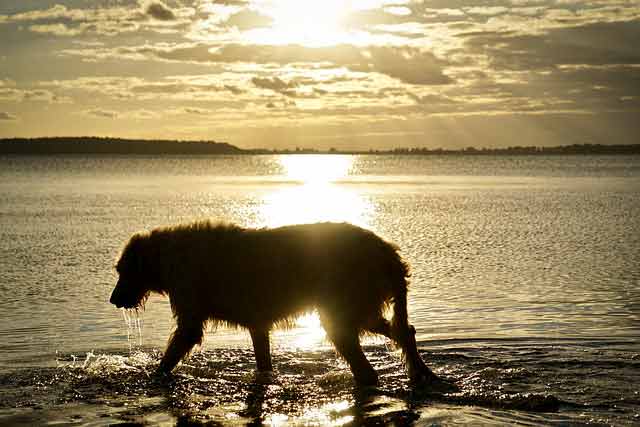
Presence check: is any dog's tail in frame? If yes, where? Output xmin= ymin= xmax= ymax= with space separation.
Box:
xmin=391 ymin=281 xmax=410 ymax=334
xmin=389 ymin=247 xmax=411 ymax=333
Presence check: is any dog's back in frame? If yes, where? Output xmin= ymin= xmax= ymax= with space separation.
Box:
xmin=150 ymin=221 xmax=408 ymax=329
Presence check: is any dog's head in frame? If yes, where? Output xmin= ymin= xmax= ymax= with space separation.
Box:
xmin=110 ymin=234 xmax=151 ymax=309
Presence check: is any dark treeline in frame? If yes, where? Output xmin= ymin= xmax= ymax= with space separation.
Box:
xmin=368 ymin=144 xmax=640 ymax=155
xmin=241 ymin=144 xmax=640 ymax=155
xmin=0 ymin=137 xmax=242 ymax=155
xmin=1 ymin=137 xmax=639 ymax=155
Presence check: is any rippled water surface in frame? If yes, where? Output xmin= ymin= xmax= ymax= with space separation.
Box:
xmin=0 ymin=154 xmax=639 ymax=425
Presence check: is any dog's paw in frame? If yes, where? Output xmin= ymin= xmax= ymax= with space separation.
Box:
xmin=411 ymin=371 xmax=459 ymax=394
xmin=430 ymin=377 xmax=460 ymax=394
xmin=254 ymin=370 xmax=275 ymax=384
xmin=354 ymin=369 xmax=379 ymax=388
xmin=152 ymin=367 xmax=174 ymax=383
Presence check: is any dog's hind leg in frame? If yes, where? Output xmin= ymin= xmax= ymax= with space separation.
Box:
xmin=322 ymin=319 xmax=378 ymax=386
xmin=249 ymin=328 xmax=272 ymax=371
xmin=157 ymin=324 xmax=203 ymax=374
xmin=389 ymin=287 xmax=440 ymax=384
xmin=390 ymin=322 xmax=437 ymax=383
xmin=384 ymin=315 xmax=458 ymax=391
xmin=368 ymin=317 xmax=436 ymax=381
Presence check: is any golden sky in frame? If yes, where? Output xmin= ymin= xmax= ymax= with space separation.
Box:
xmin=0 ymin=0 xmax=639 ymax=149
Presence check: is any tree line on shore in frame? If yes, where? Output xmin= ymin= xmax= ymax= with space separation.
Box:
xmin=0 ymin=137 xmax=241 ymax=155
xmin=1 ymin=137 xmax=638 ymax=155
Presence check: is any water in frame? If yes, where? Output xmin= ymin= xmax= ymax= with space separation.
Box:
xmin=0 ymin=154 xmax=639 ymax=425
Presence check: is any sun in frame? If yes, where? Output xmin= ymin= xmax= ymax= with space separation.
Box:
xmin=262 ymin=0 xmax=351 ymax=46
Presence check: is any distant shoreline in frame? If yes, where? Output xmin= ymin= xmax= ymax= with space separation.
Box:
xmin=1 ymin=137 xmax=639 ymax=155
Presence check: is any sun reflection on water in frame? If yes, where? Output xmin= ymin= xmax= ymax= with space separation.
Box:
xmin=278 ymin=311 xmax=327 ymax=349
xmin=263 ymin=399 xmax=353 ymax=425
xmin=261 ymin=184 xmax=371 ymax=228
xmin=280 ymin=154 xmax=352 ymax=185
xmin=300 ymin=400 xmax=354 ymax=425
xmin=260 ymin=155 xmax=371 ymax=228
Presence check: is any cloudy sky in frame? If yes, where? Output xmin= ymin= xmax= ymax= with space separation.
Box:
xmin=0 ymin=0 xmax=638 ymax=149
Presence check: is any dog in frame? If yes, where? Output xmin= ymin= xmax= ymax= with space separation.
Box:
xmin=110 ymin=221 xmax=447 ymax=387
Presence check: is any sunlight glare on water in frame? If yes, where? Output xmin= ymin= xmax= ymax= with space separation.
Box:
xmin=285 ymin=312 xmax=326 ymax=349
xmin=280 ymin=154 xmax=352 ymax=185
xmin=300 ymin=400 xmax=353 ymax=425
xmin=259 ymin=155 xmax=372 ymax=228
xmin=260 ymin=185 xmax=371 ymax=228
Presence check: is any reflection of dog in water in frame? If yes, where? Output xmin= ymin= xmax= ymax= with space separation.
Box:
xmin=110 ymin=221 xmax=448 ymax=387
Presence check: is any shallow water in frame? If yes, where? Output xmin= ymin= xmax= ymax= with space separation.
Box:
xmin=1 ymin=339 xmax=638 ymax=425
xmin=0 ymin=154 xmax=639 ymax=425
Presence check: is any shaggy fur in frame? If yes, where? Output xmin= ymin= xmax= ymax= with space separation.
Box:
xmin=110 ymin=221 xmax=441 ymax=386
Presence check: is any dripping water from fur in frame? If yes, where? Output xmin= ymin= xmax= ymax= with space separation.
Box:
xmin=121 ymin=308 xmax=144 ymax=351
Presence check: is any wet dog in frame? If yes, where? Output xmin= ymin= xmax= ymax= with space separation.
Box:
xmin=110 ymin=221 xmax=445 ymax=386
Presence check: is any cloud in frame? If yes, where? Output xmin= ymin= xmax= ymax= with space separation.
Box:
xmin=0 ymin=2 xmax=193 ymax=37
xmin=225 ymin=9 xmax=272 ymax=30
xmin=383 ymin=6 xmax=412 ymax=17
xmin=131 ymin=109 xmax=160 ymax=119
xmin=131 ymin=83 xmax=203 ymax=94
xmin=225 ymin=85 xmax=245 ymax=95
xmin=0 ymin=87 xmax=70 ymax=103
xmin=423 ymin=8 xmax=466 ymax=18
xmin=465 ymin=20 xmax=640 ymax=70
xmin=45 ymin=75 xmax=247 ymax=104
xmin=181 ymin=107 xmax=213 ymax=115
xmin=144 ymin=1 xmax=176 ymax=21
xmin=409 ymin=92 xmax=457 ymax=107
xmin=129 ymin=80 xmax=242 ymax=99
xmin=265 ymin=99 xmax=296 ymax=109
xmin=72 ymin=43 xmax=452 ymax=86
xmin=22 ymin=89 xmax=60 ymax=102
xmin=346 ymin=7 xmax=413 ymax=28
xmin=353 ymin=46 xmax=452 ymax=85
xmin=0 ymin=5 xmax=82 ymax=23
xmin=29 ymin=23 xmax=84 ymax=37
xmin=85 ymin=109 xmax=118 ymax=119
xmin=0 ymin=88 xmax=21 ymax=101
xmin=464 ymin=6 xmax=509 ymax=16
xmin=0 ymin=112 xmax=17 ymax=121
xmin=205 ymin=0 xmax=249 ymax=6
xmin=251 ymin=77 xmax=296 ymax=91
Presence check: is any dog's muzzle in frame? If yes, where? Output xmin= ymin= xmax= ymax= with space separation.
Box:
xmin=110 ymin=290 xmax=124 ymax=308
xmin=110 ymin=282 xmax=132 ymax=308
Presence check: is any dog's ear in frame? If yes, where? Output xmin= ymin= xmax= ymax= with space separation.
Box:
xmin=130 ymin=234 xmax=147 ymax=274
xmin=118 ymin=233 xmax=146 ymax=275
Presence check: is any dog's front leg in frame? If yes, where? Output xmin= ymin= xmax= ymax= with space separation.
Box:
xmin=249 ymin=328 xmax=273 ymax=371
xmin=157 ymin=325 xmax=203 ymax=374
